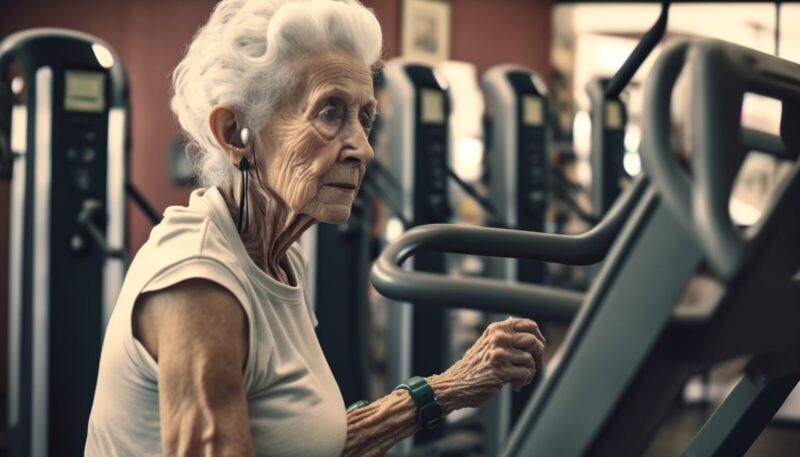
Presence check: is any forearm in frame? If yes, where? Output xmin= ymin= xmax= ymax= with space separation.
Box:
xmin=341 ymin=374 xmax=467 ymax=457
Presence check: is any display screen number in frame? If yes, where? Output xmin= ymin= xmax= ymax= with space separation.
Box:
xmin=64 ymin=70 xmax=106 ymax=113
xmin=421 ymin=89 xmax=445 ymax=125
xmin=523 ymin=96 xmax=544 ymax=127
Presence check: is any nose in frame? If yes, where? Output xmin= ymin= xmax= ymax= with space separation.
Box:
xmin=339 ymin=125 xmax=374 ymax=166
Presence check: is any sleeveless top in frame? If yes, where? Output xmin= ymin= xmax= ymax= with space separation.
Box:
xmin=85 ymin=186 xmax=347 ymax=456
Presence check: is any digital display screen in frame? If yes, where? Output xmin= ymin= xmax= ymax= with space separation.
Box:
xmin=64 ymin=70 xmax=106 ymax=113
xmin=523 ymin=96 xmax=544 ymax=127
xmin=604 ymin=101 xmax=623 ymax=129
xmin=420 ymin=89 xmax=445 ymax=124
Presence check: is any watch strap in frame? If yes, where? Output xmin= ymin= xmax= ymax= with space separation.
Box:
xmin=395 ymin=376 xmax=444 ymax=430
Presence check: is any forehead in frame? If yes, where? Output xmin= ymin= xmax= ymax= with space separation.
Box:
xmin=294 ymin=51 xmax=375 ymax=106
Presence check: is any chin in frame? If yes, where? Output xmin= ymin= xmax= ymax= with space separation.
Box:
xmin=315 ymin=205 xmax=352 ymax=224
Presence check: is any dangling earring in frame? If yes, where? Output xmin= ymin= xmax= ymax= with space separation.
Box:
xmin=236 ymin=127 xmax=251 ymax=233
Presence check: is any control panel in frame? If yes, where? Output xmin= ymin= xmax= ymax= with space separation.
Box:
xmin=407 ymin=66 xmax=451 ymax=225
xmin=507 ymin=71 xmax=548 ymax=284
xmin=60 ymin=69 xmax=109 ymax=255
xmin=588 ymin=77 xmax=628 ymax=216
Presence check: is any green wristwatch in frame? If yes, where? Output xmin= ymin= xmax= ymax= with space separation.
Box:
xmin=346 ymin=400 xmax=370 ymax=413
xmin=395 ymin=376 xmax=444 ymax=431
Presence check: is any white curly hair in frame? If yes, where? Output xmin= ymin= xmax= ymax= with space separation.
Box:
xmin=170 ymin=0 xmax=383 ymax=188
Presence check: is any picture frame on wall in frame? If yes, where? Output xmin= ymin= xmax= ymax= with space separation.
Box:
xmin=401 ymin=0 xmax=452 ymax=64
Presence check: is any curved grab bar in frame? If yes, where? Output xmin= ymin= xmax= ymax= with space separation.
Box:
xmin=639 ymin=41 xmax=693 ymax=233
xmin=370 ymin=175 xmax=647 ymax=320
xmin=640 ymin=38 xmax=800 ymax=281
xmin=691 ymin=40 xmax=800 ymax=280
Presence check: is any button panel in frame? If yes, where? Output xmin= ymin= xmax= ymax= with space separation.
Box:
xmin=63 ymin=116 xmax=104 ymax=197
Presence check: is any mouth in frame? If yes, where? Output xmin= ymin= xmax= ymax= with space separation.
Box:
xmin=325 ymin=183 xmax=357 ymax=193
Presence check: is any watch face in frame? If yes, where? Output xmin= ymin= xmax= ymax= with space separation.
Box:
xmin=425 ymin=416 xmax=444 ymax=431
xmin=419 ymin=401 xmax=444 ymax=430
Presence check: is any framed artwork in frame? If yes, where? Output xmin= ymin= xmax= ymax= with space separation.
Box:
xmin=401 ymin=0 xmax=452 ymax=64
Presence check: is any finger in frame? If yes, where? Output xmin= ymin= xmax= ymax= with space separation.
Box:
xmin=511 ymin=332 xmax=539 ymax=352
xmin=508 ymin=348 xmax=535 ymax=368
xmin=532 ymin=340 xmax=544 ymax=371
xmin=511 ymin=318 xmax=546 ymax=344
xmin=507 ymin=365 xmax=535 ymax=391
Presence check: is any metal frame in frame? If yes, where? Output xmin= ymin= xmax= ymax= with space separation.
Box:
xmin=371 ymin=39 xmax=800 ymax=457
xmin=382 ymin=58 xmax=417 ymax=400
xmin=1 ymin=28 xmax=129 ymax=457
xmin=31 ymin=65 xmax=53 ymax=457
xmin=685 ymin=346 xmax=800 ymax=457
xmin=481 ymin=64 xmax=551 ymax=455
xmin=104 ymin=107 xmax=127 ymax=330
xmin=7 ymin=104 xmax=27 ymax=437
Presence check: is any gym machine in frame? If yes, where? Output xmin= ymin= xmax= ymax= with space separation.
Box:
xmin=0 ymin=29 xmax=128 ymax=457
xmin=482 ymin=66 xmax=549 ymax=288
xmin=480 ymin=65 xmax=550 ymax=454
xmin=372 ymin=38 xmax=800 ymax=457
xmin=586 ymin=76 xmax=628 ymax=218
xmin=380 ymin=58 xmax=452 ymax=447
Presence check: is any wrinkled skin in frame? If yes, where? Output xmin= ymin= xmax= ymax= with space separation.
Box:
xmin=262 ymin=51 xmax=376 ymax=224
xmin=435 ymin=317 xmax=546 ymax=408
xmin=207 ymin=51 xmax=546 ymax=456
xmin=344 ymin=317 xmax=545 ymax=457
xmin=210 ymin=51 xmax=375 ymax=282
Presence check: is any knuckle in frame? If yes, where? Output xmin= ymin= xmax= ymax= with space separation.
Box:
xmin=489 ymin=348 xmax=505 ymax=364
xmin=497 ymin=330 xmax=510 ymax=342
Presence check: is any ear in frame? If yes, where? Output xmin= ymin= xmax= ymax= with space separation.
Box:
xmin=209 ymin=104 xmax=247 ymax=166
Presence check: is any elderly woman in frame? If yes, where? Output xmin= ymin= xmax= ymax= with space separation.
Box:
xmin=86 ymin=1 xmax=545 ymax=456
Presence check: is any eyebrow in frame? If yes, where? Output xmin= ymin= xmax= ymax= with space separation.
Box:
xmin=312 ymin=86 xmax=377 ymax=109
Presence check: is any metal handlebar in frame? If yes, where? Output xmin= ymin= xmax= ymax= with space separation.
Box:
xmin=691 ymin=40 xmax=800 ymax=280
xmin=370 ymin=175 xmax=647 ymax=320
xmin=641 ymin=39 xmax=800 ymax=280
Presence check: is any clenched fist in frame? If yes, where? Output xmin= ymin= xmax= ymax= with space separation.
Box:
xmin=429 ymin=317 xmax=546 ymax=411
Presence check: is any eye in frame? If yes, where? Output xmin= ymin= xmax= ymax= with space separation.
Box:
xmin=318 ymin=100 xmax=343 ymax=125
xmin=359 ymin=110 xmax=373 ymax=131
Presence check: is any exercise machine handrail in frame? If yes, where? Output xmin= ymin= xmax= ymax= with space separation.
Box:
xmin=369 ymin=174 xmax=646 ymax=320
xmin=692 ymin=39 xmax=800 ymax=280
xmin=640 ymin=39 xmax=800 ymax=280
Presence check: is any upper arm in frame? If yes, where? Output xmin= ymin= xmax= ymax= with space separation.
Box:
xmin=133 ymin=279 xmax=255 ymax=457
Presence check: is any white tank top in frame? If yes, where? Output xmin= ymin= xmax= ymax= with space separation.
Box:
xmin=85 ymin=187 xmax=347 ymax=457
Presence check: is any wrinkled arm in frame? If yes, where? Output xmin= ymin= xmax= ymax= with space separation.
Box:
xmin=134 ymin=279 xmax=254 ymax=457
xmin=342 ymin=317 xmax=545 ymax=457
xmin=341 ymin=374 xmax=465 ymax=457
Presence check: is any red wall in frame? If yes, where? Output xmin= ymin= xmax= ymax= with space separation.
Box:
xmin=0 ymin=0 xmax=551 ymax=394
xmin=451 ymin=0 xmax=552 ymax=75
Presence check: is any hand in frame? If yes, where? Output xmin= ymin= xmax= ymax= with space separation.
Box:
xmin=436 ymin=317 xmax=546 ymax=410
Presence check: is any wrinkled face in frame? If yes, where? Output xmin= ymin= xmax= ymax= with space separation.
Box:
xmin=258 ymin=51 xmax=375 ymax=224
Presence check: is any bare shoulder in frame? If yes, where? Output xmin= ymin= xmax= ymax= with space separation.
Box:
xmin=134 ymin=281 xmax=254 ymax=456
xmin=133 ymin=278 xmax=248 ymax=364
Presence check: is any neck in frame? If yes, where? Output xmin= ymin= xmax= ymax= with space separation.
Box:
xmin=225 ymin=175 xmax=315 ymax=284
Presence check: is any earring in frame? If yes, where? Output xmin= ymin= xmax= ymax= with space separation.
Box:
xmin=237 ymin=156 xmax=250 ymax=233
xmin=239 ymin=127 xmax=250 ymax=148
